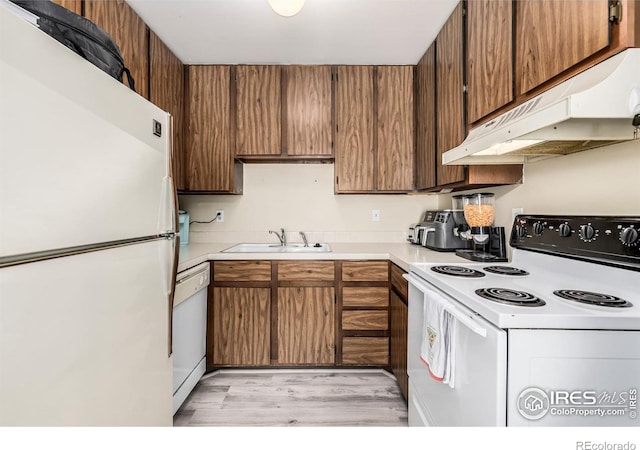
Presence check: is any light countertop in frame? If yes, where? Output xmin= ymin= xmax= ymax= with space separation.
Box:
xmin=178 ymin=242 xmax=465 ymax=273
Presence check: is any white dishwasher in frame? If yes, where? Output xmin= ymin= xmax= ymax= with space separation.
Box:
xmin=172 ymin=261 xmax=209 ymax=414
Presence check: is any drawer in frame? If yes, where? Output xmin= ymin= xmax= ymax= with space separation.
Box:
xmin=278 ymin=261 xmax=335 ymax=281
xmin=342 ymin=261 xmax=388 ymax=282
xmin=342 ymin=337 xmax=389 ymax=365
xmin=213 ymin=261 xmax=271 ymax=282
xmin=390 ymin=264 xmax=408 ymax=300
xmin=342 ymin=310 xmax=388 ymax=331
xmin=342 ymin=287 xmax=388 ymax=308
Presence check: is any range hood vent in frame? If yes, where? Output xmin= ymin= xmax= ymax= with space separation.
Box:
xmin=443 ymin=49 xmax=640 ymax=165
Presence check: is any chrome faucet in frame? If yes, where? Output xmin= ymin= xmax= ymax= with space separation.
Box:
xmin=299 ymin=231 xmax=309 ymax=247
xmin=269 ymin=228 xmax=286 ymax=246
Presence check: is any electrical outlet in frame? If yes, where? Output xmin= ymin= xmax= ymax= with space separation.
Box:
xmin=215 ymin=210 xmax=224 ymax=222
xmin=372 ymin=209 xmax=380 ymax=222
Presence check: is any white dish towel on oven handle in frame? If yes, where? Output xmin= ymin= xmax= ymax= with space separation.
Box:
xmin=420 ymin=284 xmax=457 ymax=388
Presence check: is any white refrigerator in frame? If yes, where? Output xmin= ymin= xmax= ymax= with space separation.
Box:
xmin=0 ymin=2 xmax=177 ymax=426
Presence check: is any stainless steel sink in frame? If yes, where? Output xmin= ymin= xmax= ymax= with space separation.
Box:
xmin=222 ymin=243 xmax=332 ymax=253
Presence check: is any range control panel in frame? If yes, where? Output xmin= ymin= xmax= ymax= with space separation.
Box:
xmin=510 ymin=215 xmax=640 ymax=270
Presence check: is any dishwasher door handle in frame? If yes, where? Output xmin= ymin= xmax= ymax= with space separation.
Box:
xmin=175 ymin=262 xmax=210 ymax=308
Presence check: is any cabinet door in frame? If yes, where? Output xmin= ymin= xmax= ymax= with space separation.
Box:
xmin=436 ymin=2 xmax=466 ymax=186
xmin=84 ymin=0 xmax=148 ymax=98
xmin=516 ymin=0 xmax=610 ymax=94
xmin=376 ymin=66 xmax=414 ymax=192
xmin=415 ymin=43 xmax=437 ymax=190
xmin=335 ymin=66 xmax=375 ymax=192
xmin=277 ymin=287 xmax=335 ymax=365
xmin=467 ymin=0 xmax=514 ymax=123
xmin=212 ymin=287 xmax=270 ymax=366
xmin=51 ymin=0 xmax=82 ymax=15
xmin=390 ymin=291 xmax=408 ymax=401
xmin=285 ymin=66 xmax=333 ymax=157
xmin=185 ymin=65 xmax=237 ymax=192
xmin=150 ymin=32 xmax=185 ymax=191
xmin=235 ymin=65 xmax=281 ymax=156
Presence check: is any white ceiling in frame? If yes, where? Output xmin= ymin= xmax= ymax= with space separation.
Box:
xmin=126 ymin=0 xmax=459 ymax=65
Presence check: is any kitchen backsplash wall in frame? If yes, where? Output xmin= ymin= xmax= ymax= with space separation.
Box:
xmin=180 ymin=140 xmax=638 ymax=245
xmin=179 ymin=163 xmax=444 ymax=244
xmin=442 ymin=140 xmax=640 ymax=229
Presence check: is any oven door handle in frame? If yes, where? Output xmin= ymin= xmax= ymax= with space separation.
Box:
xmin=404 ymin=273 xmax=488 ymax=338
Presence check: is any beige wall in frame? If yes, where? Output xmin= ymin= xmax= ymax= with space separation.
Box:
xmin=180 ymin=140 xmax=639 ymax=244
xmin=442 ymin=140 xmax=640 ymax=229
xmin=179 ymin=163 xmax=442 ymax=243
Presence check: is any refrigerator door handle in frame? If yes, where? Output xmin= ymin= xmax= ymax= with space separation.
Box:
xmin=167 ymin=234 xmax=179 ymax=357
xmin=165 ymin=113 xmax=179 ymax=357
xmin=159 ymin=175 xmax=176 ymax=235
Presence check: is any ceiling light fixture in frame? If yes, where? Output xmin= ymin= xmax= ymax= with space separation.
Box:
xmin=268 ymin=0 xmax=305 ymax=17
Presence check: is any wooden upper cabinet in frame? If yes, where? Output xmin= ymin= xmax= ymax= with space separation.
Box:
xmin=376 ymin=66 xmax=414 ymax=192
xmin=84 ymin=0 xmax=148 ymax=98
xmin=516 ymin=0 xmax=610 ymax=95
xmin=185 ymin=65 xmax=241 ymax=193
xmin=149 ymin=32 xmax=185 ymax=190
xmin=334 ymin=66 xmax=375 ymax=193
xmin=467 ymin=0 xmax=514 ymax=124
xmin=436 ymin=2 xmax=465 ymax=186
xmin=51 ymin=0 xmax=82 ymax=15
xmin=284 ymin=66 xmax=333 ymax=158
xmin=235 ymin=65 xmax=282 ymax=157
xmin=415 ymin=43 xmax=436 ymax=190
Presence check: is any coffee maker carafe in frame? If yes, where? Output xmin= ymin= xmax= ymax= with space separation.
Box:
xmin=455 ymin=193 xmax=507 ymax=262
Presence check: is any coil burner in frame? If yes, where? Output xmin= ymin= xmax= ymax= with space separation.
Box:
xmin=554 ymin=290 xmax=633 ymax=308
xmin=483 ymin=266 xmax=529 ymax=276
xmin=475 ymin=288 xmax=546 ymax=307
xmin=430 ymin=266 xmax=485 ymax=278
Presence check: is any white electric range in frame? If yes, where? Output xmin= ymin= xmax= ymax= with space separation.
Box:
xmin=405 ymin=215 xmax=640 ymax=427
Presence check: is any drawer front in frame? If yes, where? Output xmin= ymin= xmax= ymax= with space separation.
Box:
xmin=342 ymin=286 xmax=389 ymax=308
xmin=278 ymin=261 xmax=335 ymax=281
xmin=390 ymin=264 xmax=408 ymax=300
xmin=342 ymin=261 xmax=388 ymax=282
xmin=213 ymin=261 xmax=271 ymax=282
xmin=342 ymin=310 xmax=388 ymax=330
xmin=342 ymin=337 xmax=389 ymax=365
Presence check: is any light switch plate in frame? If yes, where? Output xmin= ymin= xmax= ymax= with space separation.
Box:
xmin=372 ymin=209 xmax=380 ymax=222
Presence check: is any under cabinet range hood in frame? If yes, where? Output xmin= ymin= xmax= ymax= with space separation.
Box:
xmin=443 ymin=48 xmax=640 ymax=165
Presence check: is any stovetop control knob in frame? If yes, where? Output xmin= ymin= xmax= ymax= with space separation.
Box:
xmin=579 ymin=224 xmax=597 ymax=241
xmin=620 ymin=227 xmax=639 ymax=246
xmin=533 ymin=221 xmax=545 ymax=236
xmin=515 ymin=225 xmax=527 ymax=239
xmin=558 ymin=223 xmax=572 ymax=237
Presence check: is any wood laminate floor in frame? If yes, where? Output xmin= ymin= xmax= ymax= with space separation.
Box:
xmin=174 ymin=369 xmax=408 ymax=427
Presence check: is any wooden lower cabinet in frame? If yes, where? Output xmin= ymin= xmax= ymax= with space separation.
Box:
xmin=390 ymin=290 xmax=408 ymax=400
xmin=208 ymin=260 xmax=393 ymax=370
xmin=276 ymin=287 xmax=335 ymax=365
xmin=389 ymin=263 xmax=409 ymax=400
xmin=342 ymin=337 xmax=389 ymax=365
xmin=211 ymin=287 xmax=271 ymax=366
xmin=338 ymin=261 xmax=390 ymax=367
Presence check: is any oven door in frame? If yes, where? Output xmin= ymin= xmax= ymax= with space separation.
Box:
xmin=406 ymin=273 xmax=507 ymax=426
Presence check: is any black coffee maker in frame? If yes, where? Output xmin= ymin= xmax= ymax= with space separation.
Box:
xmin=453 ymin=193 xmax=507 ymax=262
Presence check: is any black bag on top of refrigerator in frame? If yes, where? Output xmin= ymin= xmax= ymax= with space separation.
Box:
xmin=9 ymin=0 xmax=136 ymax=92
